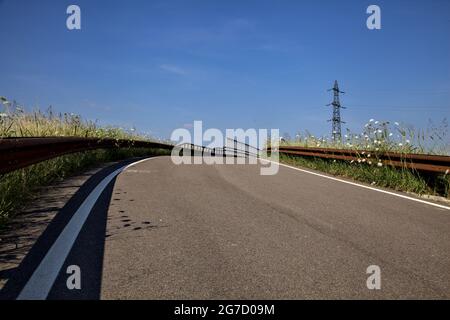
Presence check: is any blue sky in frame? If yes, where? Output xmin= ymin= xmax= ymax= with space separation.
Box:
xmin=0 ymin=0 xmax=449 ymax=140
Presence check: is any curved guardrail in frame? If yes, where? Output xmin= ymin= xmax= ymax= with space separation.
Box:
xmin=3 ymin=137 xmax=447 ymax=175
xmin=0 ymin=137 xmax=258 ymax=175
xmin=0 ymin=137 xmax=173 ymax=175
xmin=267 ymin=145 xmax=450 ymax=174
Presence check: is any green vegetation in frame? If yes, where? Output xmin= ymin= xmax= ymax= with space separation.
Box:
xmin=281 ymin=119 xmax=449 ymax=155
xmin=0 ymin=98 xmax=171 ymax=228
xmin=279 ymin=153 xmax=449 ymax=197
xmin=275 ymin=119 xmax=450 ymax=198
xmin=0 ymin=97 xmax=149 ymax=139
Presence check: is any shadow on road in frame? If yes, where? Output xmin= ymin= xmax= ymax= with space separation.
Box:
xmin=0 ymin=159 xmax=145 ymax=300
xmin=46 ymin=177 xmax=117 ymax=300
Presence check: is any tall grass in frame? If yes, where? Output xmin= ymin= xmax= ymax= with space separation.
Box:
xmin=0 ymin=98 xmax=170 ymax=228
xmin=0 ymin=98 xmax=153 ymax=140
xmin=275 ymin=118 xmax=450 ymax=198
xmin=282 ymin=119 xmax=450 ymax=155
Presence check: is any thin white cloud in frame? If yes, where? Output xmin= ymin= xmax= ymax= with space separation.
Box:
xmin=159 ymin=64 xmax=186 ymax=75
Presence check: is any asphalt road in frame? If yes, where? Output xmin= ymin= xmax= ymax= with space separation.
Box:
xmin=2 ymin=156 xmax=450 ymax=299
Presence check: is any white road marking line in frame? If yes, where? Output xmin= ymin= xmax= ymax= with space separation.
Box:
xmin=17 ymin=157 xmax=161 ymax=300
xmin=260 ymin=159 xmax=450 ymax=211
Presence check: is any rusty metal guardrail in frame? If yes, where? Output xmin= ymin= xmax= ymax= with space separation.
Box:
xmin=267 ymin=145 xmax=450 ymax=174
xmin=177 ymin=142 xmax=259 ymax=158
xmin=0 ymin=137 xmax=259 ymax=175
xmin=0 ymin=137 xmax=173 ymax=175
xmin=4 ymin=137 xmax=447 ymax=176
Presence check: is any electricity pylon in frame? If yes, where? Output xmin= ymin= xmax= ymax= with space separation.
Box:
xmin=326 ymin=80 xmax=346 ymax=142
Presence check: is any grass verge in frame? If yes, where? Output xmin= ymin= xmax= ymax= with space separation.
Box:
xmin=275 ymin=117 xmax=449 ymax=198
xmin=278 ymin=153 xmax=450 ymax=198
xmin=0 ymin=99 xmax=172 ymax=229
xmin=0 ymin=147 xmax=170 ymax=229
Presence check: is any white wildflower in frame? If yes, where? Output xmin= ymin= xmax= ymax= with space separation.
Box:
xmin=377 ymin=162 xmax=383 ymax=167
